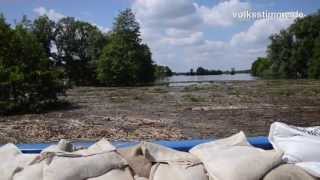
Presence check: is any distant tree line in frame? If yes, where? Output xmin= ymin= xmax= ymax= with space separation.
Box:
xmin=0 ymin=9 xmax=171 ymax=114
xmin=181 ymin=67 xmax=223 ymax=76
xmin=193 ymin=67 xmax=223 ymax=75
xmin=174 ymin=67 xmax=250 ymax=76
xmin=251 ymin=10 xmax=320 ymax=79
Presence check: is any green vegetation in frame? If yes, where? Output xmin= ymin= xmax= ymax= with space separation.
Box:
xmin=183 ymin=84 xmax=216 ymax=92
xmin=0 ymin=15 xmax=65 ymax=114
xmin=195 ymin=67 xmax=223 ymax=75
xmin=182 ymin=94 xmax=205 ymax=102
xmin=154 ymin=65 xmax=173 ymax=78
xmin=0 ymin=9 xmax=171 ymax=114
xmin=309 ymin=38 xmax=320 ymax=79
xmin=55 ymin=17 xmax=107 ymax=86
xmin=151 ymin=87 xmax=169 ymax=93
xmin=230 ymin=68 xmax=235 ymax=75
xmin=22 ymin=15 xmax=108 ymax=86
xmin=252 ymin=11 xmax=320 ymax=79
xmin=97 ymin=9 xmax=155 ymax=86
xmin=175 ymin=67 xmax=249 ymax=76
xmin=179 ymin=67 xmax=223 ymax=76
xmin=251 ymin=57 xmax=272 ymax=77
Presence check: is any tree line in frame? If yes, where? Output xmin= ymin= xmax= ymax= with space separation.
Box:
xmin=174 ymin=67 xmax=249 ymax=76
xmin=0 ymin=9 xmax=172 ymax=114
xmin=251 ymin=10 xmax=320 ymax=79
xmin=191 ymin=67 xmax=223 ymax=76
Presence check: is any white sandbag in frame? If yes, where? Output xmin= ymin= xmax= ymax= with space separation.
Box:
xmin=0 ymin=143 xmax=38 ymax=180
xmin=263 ymin=164 xmax=319 ymax=180
xmin=0 ymin=143 xmax=21 ymax=161
xmin=118 ymin=142 xmax=208 ymax=180
xmin=150 ymin=163 xmax=208 ymax=180
xmin=43 ymin=139 xmax=128 ymax=180
xmin=13 ymin=162 xmax=44 ymax=180
xmin=140 ymin=142 xmax=208 ymax=180
xmin=118 ymin=142 xmax=207 ymax=179
xmin=76 ymin=138 xmax=116 ymax=155
xmin=41 ymin=139 xmax=74 ymax=153
xmin=191 ymin=131 xmax=250 ymax=150
xmin=134 ymin=176 xmax=149 ymax=180
xmin=190 ymin=132 xmax=283 ymax=180
xmin=13 ymin=139 xmax=75 ymax=180
xmin=269 ymin=122 xmax=320 ymax=177
xmin=296 ymin=162 xmax=320 ymax=178
xmin=0 ymin=143 xmax=23 ymax=180
xmin=118 ymin=145 xmax=153 ymax=178
xmin=43 ymin=151 xmax=127 ymax=180
xmin=140 ymin=142 xmax=201 ymax=164
xmin=88 ymin=167 xmax=134 ymax=180
xmin=269 ymin=122 xmax=320 ymax=163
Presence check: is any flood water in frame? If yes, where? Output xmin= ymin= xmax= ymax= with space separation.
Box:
xmin=157 ymin=73 xmax=257 ymax=86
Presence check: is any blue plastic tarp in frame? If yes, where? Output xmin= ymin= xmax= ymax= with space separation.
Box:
xmin=15 ymin=136 xmax=273 ymax=154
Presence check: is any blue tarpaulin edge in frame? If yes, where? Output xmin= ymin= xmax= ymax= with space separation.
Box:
xmin=15 ymin=136 xmax=272 ymax=154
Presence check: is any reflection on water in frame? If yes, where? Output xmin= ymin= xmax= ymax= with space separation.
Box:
xmin=157 ymin=73 xmax=257 ymax=86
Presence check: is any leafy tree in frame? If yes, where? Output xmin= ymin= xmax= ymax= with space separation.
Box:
xmin=230 ymin=68 xmax=236 ymax=75
xmin=309 ymin=37 xmax=320 ymax=79
xmin=154 ymin=65 xmax=173 ymax=78
xmin=0 ymin=16 xmax=65 ymax=113
xmin=251 ymin=57 xmax=272 ymax=77
xmin=196 ymin=67 xmax=206 ymax=75
xmin=32 ymin=15 xmax=56 ymax=60
xmin=55 ymin=17 xmax=107 ymax=85
xmin=190 ymin=68 xmax=194 ymax=75
xmin=268 ymin=30 xmax=294 ymax=78
xmin=97 ymin=9 xmax=155 ymax=86
xmin=19 ymin=15 xmax=32 ymax=30
xmin=253 ymin=10 xmax=320 ymax=79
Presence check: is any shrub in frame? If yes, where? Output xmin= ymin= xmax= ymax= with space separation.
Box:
xmin=0 ymin=16 xmax=65 ymax=114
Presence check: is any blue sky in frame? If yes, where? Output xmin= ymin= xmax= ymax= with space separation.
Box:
xmin=1 ymin=0 xmax=320 ymax=71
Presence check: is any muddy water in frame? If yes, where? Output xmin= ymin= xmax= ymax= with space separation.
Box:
xmin=157 ymin=74 xmax=257 ymax=86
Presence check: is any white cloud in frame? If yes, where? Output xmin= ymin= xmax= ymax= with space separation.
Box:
xmin=188 ymin=18 xmax=296 ymax=70
xmin=161 ymin=31 xmax=204 ymax=46
xmin=98 ymin=26 xmax=110 ymax=33
xmin=33 ymin=7 xmax=65 ymax=21
xmin=132 ymin=0 xmax=300 ymax=72
xmin=33 ymin=7 xmax=110 ymax=33
xmin=165 ymin=28 xmax=193 ymax=38
xmin=92 ymin=23 xmax=110 ymax=33
xmin=132 ymin=0 xmax=204 ymax=68
xmin=195 ymin=0 xmax=251 ymax=27
xmin=132 ymin=0 xmax=202 ymax=30
xmin=231 ymin=18 xmax=295 ymax=48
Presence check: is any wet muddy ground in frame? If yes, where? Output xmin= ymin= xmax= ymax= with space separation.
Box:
xmin=1 ymin=80 xmax=320 ymax=144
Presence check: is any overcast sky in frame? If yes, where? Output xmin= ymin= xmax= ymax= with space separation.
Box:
xmin=1 ymin=0 xmax=319 ymax=72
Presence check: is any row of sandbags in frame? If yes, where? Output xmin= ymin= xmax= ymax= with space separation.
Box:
xmin=269 ymin=122 xmax=320 ymax=178
xmin=0 ymin=138 xmax=206 ymax=180
xmin=0 ymin=122 xmax=319 ymax=180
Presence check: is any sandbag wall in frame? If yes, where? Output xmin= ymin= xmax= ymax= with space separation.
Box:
xmin=0 ymin=122 xmax=319 ymax=180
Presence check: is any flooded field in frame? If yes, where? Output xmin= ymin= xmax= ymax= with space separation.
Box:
xmin=157 ymin=74 xmax=257 ymax=86
xmin=1 ymin=80 xmax=320 ymax=144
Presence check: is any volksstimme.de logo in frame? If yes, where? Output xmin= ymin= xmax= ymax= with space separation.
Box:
xmin=233 ymin=10 xmax=305 ymax=20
